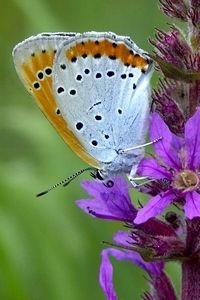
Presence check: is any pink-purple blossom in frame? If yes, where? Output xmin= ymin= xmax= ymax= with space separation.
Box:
xmin=76 ymin=1 xmax=200 ymax=299
xmin=100 ymin=231 xmax=176 ymax=300
xmin=76 ymin=176 xmax=136 ymax=222
xmin=135 ymin=109 xmax=200 ymax=224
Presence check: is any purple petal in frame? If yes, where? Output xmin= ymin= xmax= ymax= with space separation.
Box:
xmin=134 ymin=190 xmax=175 ymax=224
xmin=76 ymin=176 xmax=136 ymax=222
xmin=184 ymin=191 xmax=200 ymax=219
xmin=113 ymin=230 xmax=132 ymax=246
xmin=99 ymin=247 xmax=164 ymax=300
xmin=137 ymin=157 xmax=172 ymax=179
xmin=113 ymin=231 xmax=164 ymax=276
xmin=150 ymin=113 xmax=182 ymax=169
xmin=100 ymin=233 xmax=175 ymax=300
xmin=185 ymin=108 xmax=200 ymax=169
xmin=99 ymin=249 xmax=118 ymax=300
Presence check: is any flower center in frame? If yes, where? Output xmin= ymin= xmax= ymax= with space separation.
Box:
xmin=174 ymin=170 xmax=199 ymax=192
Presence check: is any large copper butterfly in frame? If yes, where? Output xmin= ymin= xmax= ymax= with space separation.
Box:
xmin=13 ymin=32 xmax=153 ymax=194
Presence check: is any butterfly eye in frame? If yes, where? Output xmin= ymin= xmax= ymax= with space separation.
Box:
xmin=94 ymin=169 xmax=104 ymax=181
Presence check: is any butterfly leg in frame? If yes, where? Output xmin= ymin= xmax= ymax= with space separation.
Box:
xmin=121 ymin=136 xmax=162 ymax=154
xmin=128 ymin=165 xmax=152 ymax=187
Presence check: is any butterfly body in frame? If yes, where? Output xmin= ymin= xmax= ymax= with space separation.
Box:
xmin=13 ymin=32 xmax=153 ymax=182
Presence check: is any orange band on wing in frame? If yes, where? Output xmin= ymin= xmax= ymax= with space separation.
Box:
xmin=66 ymin=39 xmax=149 ymax=70
xmin=20 ymin=50 xmax=100 ymax=169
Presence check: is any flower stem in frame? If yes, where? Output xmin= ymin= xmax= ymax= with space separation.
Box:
xmin=181 ymin=258 xmax=200 ymax=300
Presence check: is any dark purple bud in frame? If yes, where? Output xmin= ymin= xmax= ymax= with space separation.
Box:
xmin=152 ymin=79 xmax=185 ymax=135
xmin=151 ymin=28 xmax=191 ymax=69
xmin=159 ymin=0 xmax=187 ymax=20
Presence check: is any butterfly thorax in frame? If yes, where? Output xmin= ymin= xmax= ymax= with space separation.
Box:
xmin=99 ymin=147 xmax=144 ymax=179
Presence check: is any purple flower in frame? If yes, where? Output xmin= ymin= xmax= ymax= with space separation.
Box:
xmin=77 ymin=176 xmax=185 ymax=261
xmin=99 ymin=231 xmax=176 ymax=300
xmin=75 ymin=1 xmax=200 ymax=299
xmin=135 ymin=109 xmax=200 ymax=224
xmin=76 ymin=176 xmax=136 ymax=222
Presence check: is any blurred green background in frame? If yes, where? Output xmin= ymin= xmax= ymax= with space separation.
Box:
xmin=1 ymin=0 xmax=180 ymax=299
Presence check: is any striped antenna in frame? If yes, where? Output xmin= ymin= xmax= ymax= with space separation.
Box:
xmin=36 ymin=167 xmax=96 ymax=197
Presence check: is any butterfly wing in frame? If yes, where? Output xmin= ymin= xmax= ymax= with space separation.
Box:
xmin=53 ymin=32 xmax=153 ymax=165
xmin=12 ymin=33 xmax=100 ymax=168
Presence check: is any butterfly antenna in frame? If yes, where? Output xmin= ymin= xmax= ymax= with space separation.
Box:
xmin=36 ymin=167 xmax=96 ymax=197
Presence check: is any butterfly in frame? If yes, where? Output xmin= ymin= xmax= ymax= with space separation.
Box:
xmin=13 ymin=31 xmax=153 ymax=195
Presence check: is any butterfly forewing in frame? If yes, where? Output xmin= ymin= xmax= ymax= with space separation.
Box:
xmin=13 ymin=33 xmax=100 ymax=168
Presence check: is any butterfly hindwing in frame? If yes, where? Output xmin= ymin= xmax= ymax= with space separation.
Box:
xmin=53 ymin=32 xmax=153 ymax=164
xmin=13 ymin=33 xmax=100 ymax=168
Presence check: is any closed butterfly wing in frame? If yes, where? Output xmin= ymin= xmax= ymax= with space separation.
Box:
xmin=12 ymin=33 xmax=100 ymax=168
xmin=52 ymin=32 xmax=153 ymax=177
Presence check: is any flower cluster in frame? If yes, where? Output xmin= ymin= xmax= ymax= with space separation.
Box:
xmin=76 ymin=1 xmax=200 ymax=299
xmin=77 ymin=110 xmax=200 ymax=299
xmin=76 ymin=177 xmax=180 ymax=299
xmin=152 ymin=1 xmax=200 ymax=136
xmin=135 ymin=109 xmax=200 ymax=224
